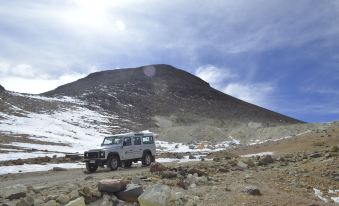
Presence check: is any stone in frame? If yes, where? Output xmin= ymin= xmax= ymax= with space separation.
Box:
xmin=52 ymin=167 xmax=68 ymax=171
xmin=150 ymin=162 xmax=168 ymax=173
xmin=244 ymin=186 xmax=261 ymax=196
xmin=65 ymin=197 xmax=86 ymax=206
xmin=218 ymin=168 xmax=229 ymax=173
xmin=84 ymin=176 xmax=93 ymax=180
xmin=159 ymin=171 xmax=178 ymax=179
xmin=116 ymin=184 xmax=143 ymax=203
xmin=68 ymin=190 xmax=79 ymax=200
xmin=15 ymin=195 xmax=34 ymax=206
xmin=309 ymin=153 xmax=321 ymax=158
xmin=189 ymin=145 xmax=195 ymax=149
xmin=57 ymin=194 xmax=70 ymax=204
xmin=237 ymin=161 xmax=248 ymax=169
xmin=213 ymin=157 xmax=221 ymax=162
xmin=0 ymin=184 xmax=27 ymax=200
xmin=43 ymin=200 xmax=59 ymax=206
xmin=98 ymin=179 xmax=127 ymax=193
xmin=188 ymin=154 xmax=196 ymax=159
xmin=258 ymin=155 xmax=274 ymax=165
xmin=131 ymin=176 xmax=142 ymax=185
xmin=330 ymin=145 xmax=339 ymax=152
xmin=138 ymin=184 xmax=172 ymax=206
xmin=187 ymin=168 xmax=207 ymax=177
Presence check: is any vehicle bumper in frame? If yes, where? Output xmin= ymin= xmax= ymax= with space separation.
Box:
xmin=84 ymin=159 xmax=107 ymax=165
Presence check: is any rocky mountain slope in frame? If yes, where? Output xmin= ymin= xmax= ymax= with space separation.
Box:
xmin=42 ymin=64 xmax=303 ymax=142
xmin=0 ymin=64 xmax=316 ymax=155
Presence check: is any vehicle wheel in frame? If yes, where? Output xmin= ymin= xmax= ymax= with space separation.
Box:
xmin=142 ymin=152 xmax=152 ymax=166
xmin=123 ymin=161 xmax=132 ymax=168
xmin=86 ymin=162 xmax=98 ymax=173
xmin=108 ymin=155 xmax=119 ymax=171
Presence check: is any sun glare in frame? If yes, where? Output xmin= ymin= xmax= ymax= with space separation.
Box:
xmin=62 ymin=0 xmax=126 ymax=32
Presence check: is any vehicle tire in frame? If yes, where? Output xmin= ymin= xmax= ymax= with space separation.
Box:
xmin=123 ymin=161 xmax=132 ymax=168
xmin=86 ymin=162 xmax=98 ymax=173
xmin=142 ymin=152 xmax=152 ymax=166
xmin=108 ymin=155 xmax=119 ymax=171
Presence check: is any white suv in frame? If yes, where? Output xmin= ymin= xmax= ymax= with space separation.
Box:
xmin=84 ymin=132 xmax=156 ymax=172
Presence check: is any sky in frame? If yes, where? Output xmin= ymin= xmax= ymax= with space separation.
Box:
xmin=0 ymin=0 xmax=339 ymax=123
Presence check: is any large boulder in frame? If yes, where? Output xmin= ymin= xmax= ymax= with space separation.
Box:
xmin=258 ymin=155 xmax=274 ymax=166
xmin=138 ymin=184 xmax=172 ymax=206
xmin=116 ymin=184 xmax=143 ymax=202
xmin=98 ymin=179 xmax=127 ymax=193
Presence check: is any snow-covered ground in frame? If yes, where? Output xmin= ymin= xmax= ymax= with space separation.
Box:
xmin=313 ymin=188 xmax=339 ymax=204
xmin=156 ymin=138 xmax=240 ymax=153
xmin=241 ymin=152 xmax=274 ymax=157
xmin=0 ymin=162 xmax=85 ymax=175
xmin=0 ymin=93 xmax=242 ymax=175
xmin=0 ymin=151 xmax=64 ymax=161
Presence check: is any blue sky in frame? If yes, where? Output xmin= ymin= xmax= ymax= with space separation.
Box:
xmin=0 ymin=0 xmax=338 ymax=123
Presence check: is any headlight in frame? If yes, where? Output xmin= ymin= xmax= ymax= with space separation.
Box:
xmin=99 ymin=151 xmax=105 ymax=158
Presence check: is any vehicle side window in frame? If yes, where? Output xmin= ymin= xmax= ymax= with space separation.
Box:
xmin=142 ymin=136 xmax=154 ymax=144
xmin=123 ymin=137 xmax=132 ymax=146
xmin=134 ymin=137 xmax=141 ymax=145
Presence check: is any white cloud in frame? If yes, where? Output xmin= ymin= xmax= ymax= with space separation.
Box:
xmin=195 ymin=65 xmax=236 ymax=85
xmin=223 ymin=83 xmax=273 ymax=107
xmin=195 ymin=65 xmax=274 ymax=107
xmin=115 ymin=20 xmax=126 ymax=31
xmin=0 ymin=73 xmax=85 ymax=94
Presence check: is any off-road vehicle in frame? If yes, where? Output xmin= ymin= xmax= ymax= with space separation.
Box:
xmin=84 ymin=132 xmax=156 ymax=172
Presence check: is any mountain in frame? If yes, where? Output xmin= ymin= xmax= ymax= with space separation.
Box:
xmin=40 ymin=64 xmax=303 ymax=142
xmin=0 ymin=84 xmax=4 ymax=92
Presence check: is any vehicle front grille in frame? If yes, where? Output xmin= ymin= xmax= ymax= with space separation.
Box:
xmin=88 ymin=152 xmax=99 ymax=159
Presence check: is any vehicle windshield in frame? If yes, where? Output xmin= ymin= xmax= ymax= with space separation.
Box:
xmin=102 ymin=136 xmax=122 ymax=145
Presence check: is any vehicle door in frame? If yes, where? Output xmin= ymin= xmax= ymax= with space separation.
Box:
xmin=133 ymin=136 xmax=143 ymax=158
xmin=122 ymin=137 xmax=133 ymax=160
xmin=142 ymin=135 xmax=154 ymax=155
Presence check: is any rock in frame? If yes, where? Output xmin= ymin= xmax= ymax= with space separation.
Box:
xmin=138 ymin=184 xmax=172 ymax=206
xmin=68 ymin=190 xmax=79 ymax=200
xmin=116 ymin=184 xmax=143 ymax=202
xmin=52 ymin=167 xmax=68 ymax=171
xmin=57 ymin=194 xmax=70 ymax=204
xmin=131 ymin=176 xmax=142 ymax=185
xmin=150 ymin=162 xmax=168 ymax=173
xmin=218 ymin=168 xmax=229 ymax=173
xmin=43 ymin=200 xmax=60 ymax=206
xmin=159 ymin=171 xmax=178 ymax=179
xmin=0 ymin=184 xmax=27 ymax=200
xmin=330 ymin=145 xmax=339 ymax=152
xmin=98 ymin=179 xmax=127 ymax=193
xmin=309 ymin=152 xmax=321 ymax=158
xmin=84 ymin=176 xmax=93 ymax=181
xmin=189 ymin=144 xmax=195 ymax=149
xmin=65 ymin=197 xmax=86 ymax=206
xmin=237 ymin=161 xmax=248 ymax=169
xmin=258 ymin=155 xmax=274 ymax=165
xmin=187 ymin=168 xmax=207 ymax=177
xmin=188 ymin=154 xmax=196 ymax=159
xmin=16 ymin=195 xmax=34 ymax=206
xmin=213 ymin=157 xmax=221 ymax=162
xmin=244 ymin=186 xmax=261 ymax=196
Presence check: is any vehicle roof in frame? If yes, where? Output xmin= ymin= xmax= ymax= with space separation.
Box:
xmin=106 ymin=131 xmax=154 ymax=137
